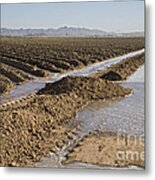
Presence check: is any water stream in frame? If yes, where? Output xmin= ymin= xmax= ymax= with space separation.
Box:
xmin=36 ymin=64 xmax=145 ymax=169
xmin=0 ymin=49 xmax=144 ymax=103
xmin=0 ymin=48 xmax=145 ymax=169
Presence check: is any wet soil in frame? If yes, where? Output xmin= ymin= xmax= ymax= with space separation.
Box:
xmin=0 ymin=76 xmax=131 ymax=167
xmin=64 ymin=132 xmax=144 ymax=168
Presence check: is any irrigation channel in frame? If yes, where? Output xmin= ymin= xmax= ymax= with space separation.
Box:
xmin=34 ymin=50 xmax=144 ymax=169
xmin=0 ymin=48 xmax=145 ymax=169
xmin=0 ymin=49 xmax=144 ymax=103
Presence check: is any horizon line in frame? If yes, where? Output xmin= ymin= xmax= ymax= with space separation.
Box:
xmin=1 ymin=26 xmax=144 ymax=34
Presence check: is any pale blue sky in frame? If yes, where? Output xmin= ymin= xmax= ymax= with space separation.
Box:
xmin=1 ymin=1 xmax=144 ymax=32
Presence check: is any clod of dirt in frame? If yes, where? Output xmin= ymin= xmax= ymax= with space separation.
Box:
xmin=101 ymin=71 xmax=122 ymax=81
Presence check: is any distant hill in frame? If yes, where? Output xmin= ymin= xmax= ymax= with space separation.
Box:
xmin=1 ymin=26 xmax=144 ymax=37
xmin=118 ymin=31 xmax=144 ymax=37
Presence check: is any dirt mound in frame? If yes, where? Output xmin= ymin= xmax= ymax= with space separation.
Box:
xmin=101 ymin=70 xmax=122 ymax=81
xmin=38 ymin=76 xmax=131 ymax=99
xmin=0 ymin=76 xmax=131 ymax=167
xmin=93 ymin=53 xmax=145 ymax=81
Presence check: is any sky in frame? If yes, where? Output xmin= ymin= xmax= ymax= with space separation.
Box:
xmin=1 ymin=1 xmax=144 ymax=33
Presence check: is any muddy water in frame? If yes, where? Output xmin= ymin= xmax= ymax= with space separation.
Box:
xmin=36 ymin=65 xmax=144 ymax=168
xmin=0 ymin=49 xmax=144 ymax=103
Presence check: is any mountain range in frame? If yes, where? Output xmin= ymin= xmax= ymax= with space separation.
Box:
xmin=1 ymin=26 xmax=144 ymax=37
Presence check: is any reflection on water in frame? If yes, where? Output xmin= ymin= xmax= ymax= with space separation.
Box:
xmin=127 ymin=65 xmax=144 ymax=83
xmin=75 ymin=82 xmax=144 ymax=136
xmin=0 ymin=81 xmax=45 ymax=102
xmin=74 ymin=65 xmax=144 ymax=136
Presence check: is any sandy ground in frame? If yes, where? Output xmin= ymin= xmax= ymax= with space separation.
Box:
xmin=64 ymin=132 xmax=144 ymax=168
